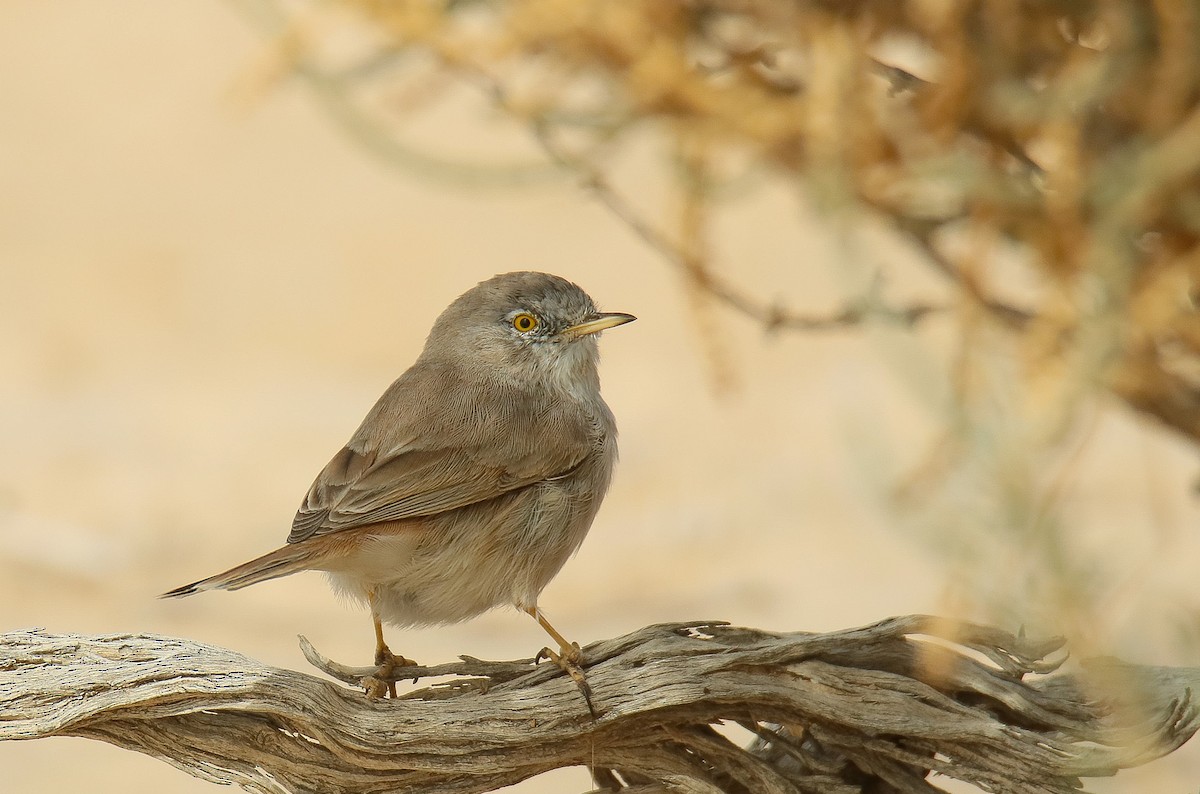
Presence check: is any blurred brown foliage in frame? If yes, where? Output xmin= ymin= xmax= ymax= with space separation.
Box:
xmin=246 ymin=0 xmax=1200 ymax=447
xmin=233 ymin=0 xmax=1200 ymax=641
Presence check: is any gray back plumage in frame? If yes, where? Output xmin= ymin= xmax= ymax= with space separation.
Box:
xmin=288 ymin=272 xmax=618 ymax=544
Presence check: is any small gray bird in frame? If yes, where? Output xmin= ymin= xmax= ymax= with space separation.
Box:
xmin=163 ymin=272 xmax=634 ymax=697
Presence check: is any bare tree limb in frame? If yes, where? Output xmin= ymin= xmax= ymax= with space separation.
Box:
xmin=1 ymin=617 xmax=1196 ymax=793
xmin=531 ymin=122 xmax=946 ymax=335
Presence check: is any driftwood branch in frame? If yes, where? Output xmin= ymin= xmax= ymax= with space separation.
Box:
xmin=1 ymin=617 xmax=1196 ymax=794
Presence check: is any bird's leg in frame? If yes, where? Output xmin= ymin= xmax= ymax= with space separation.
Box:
xmin=361 ymin=589 xmax=415 ymax=699
xmin=526 ymin=605 xmax=583 ymax=663
xmin=524 ymin=606 xmax=594 ymax=714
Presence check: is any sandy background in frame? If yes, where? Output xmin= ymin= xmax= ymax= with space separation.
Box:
xmin=2 ymin=2 xmax=1199 ymax=792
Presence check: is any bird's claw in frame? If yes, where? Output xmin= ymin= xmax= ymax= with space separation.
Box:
xmin=374 ymin=646 xmax=417 ymax=668
xmin=361 ymin=675 xmax=392 ymax=699
xmin=535 ymin=641 xmax=582 ymax=665
xmin=363 ymin=645 xmax=418 ymax=699
xmin=537 ymin=644 xmax=596 ymax=718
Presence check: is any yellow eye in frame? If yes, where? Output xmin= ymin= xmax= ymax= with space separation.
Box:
xmin=512 ymin=313 xmax=539 ymax=332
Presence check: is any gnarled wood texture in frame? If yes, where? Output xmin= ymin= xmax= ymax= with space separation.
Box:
xmin=0 ymin=617 xmax=1196 ymax=793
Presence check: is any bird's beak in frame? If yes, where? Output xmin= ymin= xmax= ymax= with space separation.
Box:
xmin=561 ymin=312 xmax=637 ymax=339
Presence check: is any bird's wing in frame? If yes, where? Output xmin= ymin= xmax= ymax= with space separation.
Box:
xmin=288 ymin=367 xmax=594 ymax=544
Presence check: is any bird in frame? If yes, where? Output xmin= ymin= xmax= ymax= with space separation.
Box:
xmin=162 ymin=271 xmax=635 ymax=699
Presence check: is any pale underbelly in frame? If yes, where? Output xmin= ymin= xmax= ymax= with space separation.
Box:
xmin=321 ymin=483 xmax=596 ymax=627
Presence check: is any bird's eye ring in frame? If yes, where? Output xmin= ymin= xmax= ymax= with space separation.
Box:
xmin=512 ymin=313 xmax=539 ymax=333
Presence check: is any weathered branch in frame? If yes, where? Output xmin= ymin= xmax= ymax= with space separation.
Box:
xmin=1 ymin=617 xmax=1196 ymax=793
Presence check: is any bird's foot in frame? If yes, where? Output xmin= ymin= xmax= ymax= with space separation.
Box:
xmin=536 ymin=642 xmax=595 ymax=717
xmin=536 ymin=640 xmax=583 ymax=666
xmin=361 ymin=645 xmax=417 ymax=699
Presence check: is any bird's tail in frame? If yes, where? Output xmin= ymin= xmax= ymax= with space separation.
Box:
xmin=160 ymin=544 xmax=319 ymax=598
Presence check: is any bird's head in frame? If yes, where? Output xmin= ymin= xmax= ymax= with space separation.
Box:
xmin=421 ymin=271 xmax=635 ymax=394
